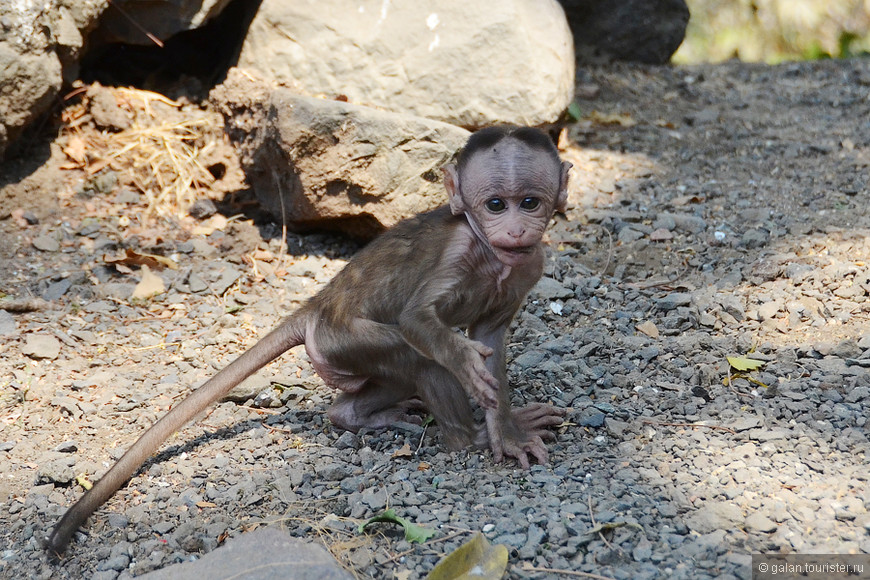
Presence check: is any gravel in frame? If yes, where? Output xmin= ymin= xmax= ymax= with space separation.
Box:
xmin=1 ymin=59 xmax=869 ymax=579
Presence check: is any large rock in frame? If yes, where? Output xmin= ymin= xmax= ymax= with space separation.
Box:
xmin=211 ymin=70 xmax=470 ymax=237
xmin=560 ymin=0 xmax=689 ymax=64
xmin=236 ymin=0 xmax=575 ymax=129
xmin=0 ymin=1 xmax=106 ymax=160
xmin=88 ymin=0 xmax=234 ymax=45
xmin=139 ymin=527 xmax=353 ymax=580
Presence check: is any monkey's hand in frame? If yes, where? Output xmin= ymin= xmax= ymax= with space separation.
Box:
xmin=484 ymin=404 xmax=564 ymax=469
xmin=456 ymin=340 xmax=500 ymax=409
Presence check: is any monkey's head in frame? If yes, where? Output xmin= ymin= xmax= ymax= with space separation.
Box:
xmin=442 ymin=126 xmax=571 ymax=268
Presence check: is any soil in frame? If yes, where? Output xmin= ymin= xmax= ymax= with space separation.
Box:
xmin=1 ymin=59 xmax=869 ymax=580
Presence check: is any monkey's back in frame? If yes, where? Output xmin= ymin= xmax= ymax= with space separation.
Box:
xmin=305 ymin=206 xmax=463 ymax=324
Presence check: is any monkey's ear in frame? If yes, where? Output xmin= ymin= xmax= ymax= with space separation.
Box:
xmin=442 ymin=164 xmax=467 ymax=215
xmin=556 ymin=161 xmax=572 ymax=213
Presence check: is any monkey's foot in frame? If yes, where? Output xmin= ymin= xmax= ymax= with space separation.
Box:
xmin=482 ymin=404 xmax=564 ymax=469
xmin=511 ymin=403 xmax=565 ymax=440
xmin=327 ymin=396 xmax=428 ymax=432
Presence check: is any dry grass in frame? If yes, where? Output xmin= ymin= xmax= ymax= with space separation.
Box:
xmin=60 ymin=84 xmax=223 ymax=219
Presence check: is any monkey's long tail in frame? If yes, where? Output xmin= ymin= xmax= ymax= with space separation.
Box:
xmin=45 ymin=316 xmax=306 ymax=559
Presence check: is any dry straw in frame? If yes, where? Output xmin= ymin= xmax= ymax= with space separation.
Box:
xmin=62 ymin=85 xmax=220 ymax=219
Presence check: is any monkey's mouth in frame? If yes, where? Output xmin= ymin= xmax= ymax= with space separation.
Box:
xmin=498 ymin=245 xmax=533 ymax=255
xmin=492 ymin=244 xmax=535 ymax=264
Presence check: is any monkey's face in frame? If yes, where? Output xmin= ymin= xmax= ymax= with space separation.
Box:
xmin=447 ymin=140 xmax=569 ymax=268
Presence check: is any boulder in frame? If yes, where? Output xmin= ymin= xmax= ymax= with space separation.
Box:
xmin=0 ymin=1 xmax=106 ymax=160
xmin=211 ymin=70 xmax=470 ymax=237
xmin=88 ymin=0 xmax=234 ymax=45
xmin=559 ymin=0 xmax=689 ymax=64
xmin=138 ymin=526 xmax=353 ymax=580
xmin=236 ymin=0 xmax=575 ymax=129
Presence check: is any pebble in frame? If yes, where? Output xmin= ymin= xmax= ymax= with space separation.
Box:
xmin=32 ymin=234 xmax=60 ymax=252
xmin=744 ymin=512 xmax=777 ymax=533
xmin=20 ymin=334 xmax=61 ymax=359
xmin=0 ymin=310 xmax=16 ymax=336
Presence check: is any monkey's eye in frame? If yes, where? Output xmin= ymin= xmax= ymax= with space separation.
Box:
xmin=520 ymin=197 xmax=541 ymax=210
xmin=485 ymin=198 xmax=507 ymax=213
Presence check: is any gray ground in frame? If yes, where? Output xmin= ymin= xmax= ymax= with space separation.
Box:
xmin=1 ymin=59 xmax=869 ymax=579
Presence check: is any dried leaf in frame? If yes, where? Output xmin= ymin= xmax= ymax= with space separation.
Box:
xmin=63 ymin=136 xmax=88 ymax=165
xmin=131 ymin=265 xmax=165 ymax=300
xmin=75 ymin=474 xmax=93 ymax=490
xmin=670 ymin=194 xmax=704 ymax=206
xmin=588 ymin=110 xmax=637 ymax=127
xmin=358 ymin=509 xmax=435 ymax=544
xmin=636 ymin=320 xmax=660 ymax=339
xmin=727 ymin=356 xmax=765 ymax=371
xmin=105 ymin=248 xmax=178 ymax=271
xmin=392 ymin=443 xmax=414 ymax=459
xmin=196 ymin=501 xmax=217 ymax=508
xmin=425 ymin=533 xmax=508 ymax=580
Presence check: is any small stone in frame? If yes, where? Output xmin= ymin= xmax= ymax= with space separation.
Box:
xmin=21 ymin=334 xmax=61 ymax=359
xmin=685 ymin=501 xmax=743 ymax=534
xmin=190 ymin=199 xmax=218 ymax=219
xmin=577 ymin=407 xmax=605 ymax=428
xmin=513 ymin=350 xmax=547 ymax=369
xmin=54 ymin=441 xmax=79 ymax=453
xmin=739 ymin=228 xmax=770 ymax=249
xmin=744 ymin=512 xmax=777 ymax=533
xmin=533 ymin=277 xmax=573 ymax=300
xmin=33 ymin=234 xmax=60 ymax=252
xmin=632 ymin=537 xmax=653 ymax=561
xmin=36 ymin=454 xmax=76 ymax=484
xmin=210 ymin=267 xmax=243 ymax=296
xmin=0 ymin=310 xmax=16 ymax=336
xmin=832 ymin=339 xmax=862 ymax=359
xmin=650 ymin=228 xmax=674 ymax=241
xmin=657 ymin=293 xmax=692 ymax=311
xmin=757 ymin=301 xmax=781 ymax=321
xmin=115 ymin=188 xmax=140 ymax=204
xmin=43 ymin=278 xmax=73 ymax=301
xmin=187 ymin=272 xmax=209 ymax=293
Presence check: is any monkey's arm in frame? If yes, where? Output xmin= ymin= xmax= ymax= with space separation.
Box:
xmin=470 ymin=322 xmax=564 ymax=468
xmin=396 ymin=256 xmax=500 ymax=409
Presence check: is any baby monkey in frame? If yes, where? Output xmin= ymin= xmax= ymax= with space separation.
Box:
xmin=46 ymin=125 xmax=572 ymax=558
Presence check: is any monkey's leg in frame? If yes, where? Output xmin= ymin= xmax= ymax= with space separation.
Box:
xmin=310 ymin=318 xmax=477 ymax=448
xmin=327 ymin=383 xmax=425 ymax=432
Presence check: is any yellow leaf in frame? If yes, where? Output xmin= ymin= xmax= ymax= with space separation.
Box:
xmin=727 ymin=356 xmax=765 ymax=371
xmin=75 ymin=474 xmax=93 ymax=490
xmin=131 ymin=265 xmax=165 ymax=300
xmin=426 ymin=533 xmax=508 ymax=580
